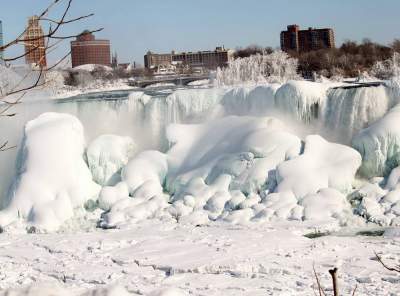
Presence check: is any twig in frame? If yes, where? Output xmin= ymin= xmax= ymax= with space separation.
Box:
xmin=313 ymin=264 xmax=327 ymax=296
xmin=375 ymin=251 xmax=400 ymax=273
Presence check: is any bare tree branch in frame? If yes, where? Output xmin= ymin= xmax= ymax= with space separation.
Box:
xmin=0 ymin=0 xmax=101 ymax=151
xmin=375 ymin=251 xmax=400 ymax=273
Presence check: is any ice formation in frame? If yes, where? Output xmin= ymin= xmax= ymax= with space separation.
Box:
xmin=352 ymin=104 xmax=400 ymax=178
xmin=276 ymin=135 xmax=362 ymax=198
xmin=275 ymin=80 xmax=328 ymax=122
xmin=324 ymin=85 xmax=392 ymax=142
xmin=0 ymin=113 xmax=100 ymax=231
xmin=86 ymin=134 xmax=137 ymax=186
xmin=99 ymin=117 xmax=361 ymax=228
xmin=2 ymin=76 xmax=400 ymax=231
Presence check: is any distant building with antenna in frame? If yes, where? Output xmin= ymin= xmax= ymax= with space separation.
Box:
xmin=24 ymin=16 xmax=47 ymax=68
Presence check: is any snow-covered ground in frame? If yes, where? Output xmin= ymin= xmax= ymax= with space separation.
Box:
xmin=0 ymin=221 xmax=399 ymax=295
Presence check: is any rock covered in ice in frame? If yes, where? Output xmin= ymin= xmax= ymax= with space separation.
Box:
xmin=98 ymin=151 xmax=168 ymax=228
xmin=351 ymin=165 xmax=400 ymax=226
xmin=0 ymin=113 xmax=100 ymax=232
xmin=86 ymin=134 xmax=136 ymax=186
xmin=254 ymin=188 xmax=352 ymax=223
xmin=352 ymin=104 xmax=400 ymax=178
xmin=122 ymin=150 xmax=168 ymax=194
xmin=276 ymin=135 xmax=362 ymax=198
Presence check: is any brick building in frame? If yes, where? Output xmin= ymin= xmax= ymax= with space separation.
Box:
xmin=24 ymin=16 xmax=47 ymax=68
xmin=71 ymin=31 xmax=111 ymax=68
xmin=281 ymin=25 xmax=335 ymax=52
xmin=144 ymin=47 xmax=233 ymax=70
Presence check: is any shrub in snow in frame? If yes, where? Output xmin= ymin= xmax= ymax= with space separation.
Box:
xmin=86 ymin=134 xmax=137 ymax=186
xmin=0 ymin=113 xmax=100 ymax=232
xmin=215 ymin=51 xmax=300 ymax=86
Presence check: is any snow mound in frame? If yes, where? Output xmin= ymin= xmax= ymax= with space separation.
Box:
xmin=0 ymin=113 xmax=100 ymax=232
xmin=166 ymin=116 xmax=301 ymax=195
xmin=352 ymin=104 xmax=400 ymax=178
xmin=86 ymin=135 xmax=137 ymax=186
xmin=99 ymin=117 xmax=359 ymax=227
xmin=276 ymin=135 xmax=362 ymax=198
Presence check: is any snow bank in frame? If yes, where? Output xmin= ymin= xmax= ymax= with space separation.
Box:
xmin=276 ymin=135 xmax=362 ymax=198
xmin=0 ymin=113 xmax=100 ymax=231
xmin=86 ymin=135 xmax=136 ymax=186
xmin=352 ymin=104 xmax=400 ymax=178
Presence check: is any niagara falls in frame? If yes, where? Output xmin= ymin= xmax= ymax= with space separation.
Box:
xmin=1 ymin=1 xmax=400 ymax=295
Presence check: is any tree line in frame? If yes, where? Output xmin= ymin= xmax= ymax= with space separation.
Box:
xmin=234 ymin=39 xmax=400 ymax=79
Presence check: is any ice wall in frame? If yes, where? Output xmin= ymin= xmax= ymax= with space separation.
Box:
xmin=352 ymin=104 xmax=400 ymax=178
xmin=323 ymin=85 xmax=392 ymax=143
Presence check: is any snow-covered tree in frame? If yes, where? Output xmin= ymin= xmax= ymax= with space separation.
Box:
xmin=215 ymin=51 xmax=300 ymax=86
xmin=370 ymin=52 xmax=400 ymax=80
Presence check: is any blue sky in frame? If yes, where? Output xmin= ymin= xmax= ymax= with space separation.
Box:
xmin=1 ymin=0 xmax=399 ymax=66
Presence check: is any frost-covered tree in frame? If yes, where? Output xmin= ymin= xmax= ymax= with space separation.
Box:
xmin=370 ymin=52 xmax=400 ymax=80
xmin=215 ymin=51 xmax=300 ymax=86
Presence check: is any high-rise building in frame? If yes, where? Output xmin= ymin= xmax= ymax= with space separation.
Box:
xmin=24 ymin=16 xmax=47 ymax=68
xmin=70 ymin=31 xmax=111 ymax=68
xmin=281 ymin=25 xmax=335 ymax=52
xmin=0 ymin=20 xmax=4 ymax=62
xmin=144 ymin=46 xmax=233 ymax=70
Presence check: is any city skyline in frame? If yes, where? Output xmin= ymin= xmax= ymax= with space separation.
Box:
xmin=0 ymin=0 xmax=399 ymax=66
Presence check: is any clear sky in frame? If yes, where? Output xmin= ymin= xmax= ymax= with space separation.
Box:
xmin=1 ymin=0 xmax=399 ymax=66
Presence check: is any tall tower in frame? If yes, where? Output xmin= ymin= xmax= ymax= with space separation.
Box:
xmin=24 ymin=16 xmax=47 ymax=68
xmin=0 ymin=20 xmax=4 ymax=63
